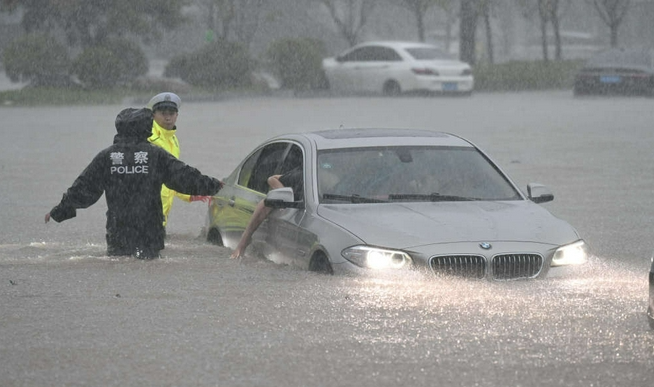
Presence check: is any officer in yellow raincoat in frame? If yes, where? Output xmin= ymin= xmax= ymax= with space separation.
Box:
xmin=147 ymin=92 xmax=209 ymax=228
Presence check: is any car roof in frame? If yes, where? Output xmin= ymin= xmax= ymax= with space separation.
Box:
xmin=586 ymin=47 xmax=654 ymax=68
xmin=355 ymin=41 xmax=441 ymax=50
xmin=283 ymin=128 xmax=474 ymax=150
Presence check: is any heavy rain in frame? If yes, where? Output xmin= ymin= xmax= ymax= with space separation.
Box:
xmin=1 ymin=1 xmax=654 ymax=386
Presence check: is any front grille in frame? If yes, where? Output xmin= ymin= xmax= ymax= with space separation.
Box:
xmin=429 ymin=253 xmax=544 ymax=280
xmin=491 ymin=254 xmax=543 ymax=280
xmin=429 ymin=255 xmax=486 ymax=279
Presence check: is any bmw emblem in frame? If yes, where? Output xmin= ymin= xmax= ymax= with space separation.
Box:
xmin=479 ymin=242 xmax=492 ymax=250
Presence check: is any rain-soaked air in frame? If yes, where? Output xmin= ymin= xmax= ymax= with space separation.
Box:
xmin=2 ymin=94 xmax=653 ymax=386
xmin=2 ymin=1 xmax=654 ymax=385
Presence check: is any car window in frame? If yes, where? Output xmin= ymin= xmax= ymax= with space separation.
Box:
xmin=340 ymin=46 xmax=402 ymax=62
xmin=367 ymin=47 xmax=402 ymax=61
xmin=405 ymin=47 xmax=455 ymax=61
xmin=277 ymin=144 xmax=304 ymax=201
xmin=317 ymin=146 xmax=521 ymax=203
xmin=279 ymin=144 xmax=303 ymax=174
xmin=237 ymin=148 xmax=262 ymax=188
xmin=238 ymin=142 xmax=288 ymax=193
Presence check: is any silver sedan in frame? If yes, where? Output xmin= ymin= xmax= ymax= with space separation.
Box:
xmin=206 ymin=129 xmax=589 ymax=280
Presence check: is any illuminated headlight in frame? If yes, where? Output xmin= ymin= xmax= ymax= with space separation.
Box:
xmin=342 ymin=246 xmax=413 ymax=270
xmin=551 ymin=240 xmax=589 ymax=266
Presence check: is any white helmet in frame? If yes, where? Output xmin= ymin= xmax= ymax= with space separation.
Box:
xmin=147 ymin=92 xmax=181 ymax=111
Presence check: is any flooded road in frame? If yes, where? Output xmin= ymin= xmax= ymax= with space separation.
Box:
xmin=1 ymin=92 xmax=653 ymax=386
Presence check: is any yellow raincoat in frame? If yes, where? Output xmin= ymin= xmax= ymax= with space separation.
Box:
xmin=148 ymin=120 xmax=191 ymax=226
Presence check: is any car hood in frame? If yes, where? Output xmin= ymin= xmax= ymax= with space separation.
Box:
xmin=316 ymin=200 xmax=579 ymax=249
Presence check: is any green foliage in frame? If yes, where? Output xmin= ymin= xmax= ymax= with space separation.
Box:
xmin=474 ymin=60 xmax=585 ymax=91
xmin=164 ymin=40 xmax=253 ymax=89
xmin=0 ymin=87 xmax=142 ymax=106
xmin=266 ymin=38 xmax=328 ymax=91
xmin=2 ymin=33 xmax=71 ymax=87
xmin=16 ymin=0 xmax=185 ymax=49
xmin=72 ymin=39 xmax=148 ymax=89
xmin=103 ymin=39 xmax=149 ymax=82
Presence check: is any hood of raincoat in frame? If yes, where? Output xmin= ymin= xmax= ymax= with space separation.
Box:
xmin=114 ymin=108 xmax=153 ymax=142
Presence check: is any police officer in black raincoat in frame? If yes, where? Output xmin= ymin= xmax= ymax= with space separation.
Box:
xmin=45 ymin=107 xmax=223 ymax=259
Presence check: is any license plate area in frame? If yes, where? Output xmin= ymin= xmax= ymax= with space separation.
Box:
xmin=442 ymin=82 xmax=458 ymax=91
xmin=600 ymin=75 xmax=621 ymax=84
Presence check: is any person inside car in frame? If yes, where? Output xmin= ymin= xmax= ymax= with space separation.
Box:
xmin=229 ymin=166 xmax=303 ymax=259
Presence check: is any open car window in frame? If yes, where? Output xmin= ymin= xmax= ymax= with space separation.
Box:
xmin=238 ymin=142 xmax=305 ymax=197
xmin=238 ymin=143 xmax=287 ymax=193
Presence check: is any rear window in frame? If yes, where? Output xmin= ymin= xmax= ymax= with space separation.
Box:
xmin=587 ymin=49 xmax=652 ymax=67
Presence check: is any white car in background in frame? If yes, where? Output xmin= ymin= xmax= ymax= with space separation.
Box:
xmin=322 ymin=41 xmax=474 ymax=96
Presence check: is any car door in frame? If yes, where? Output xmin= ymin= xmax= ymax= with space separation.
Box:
xmin=262 ymin=144 xmax=309 ymax=266
xmin=214 ymin=142 xmax=289 ymax=245
xmin=356 ymin=46 xmax=403 ymax=93
xmin=328 ymin=47 xmax=368 ymax=92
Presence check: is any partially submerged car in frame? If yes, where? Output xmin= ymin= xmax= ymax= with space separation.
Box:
xmin=207 ymin=129 xmax=588 ymax=280
xmin=573 ymin=48 xmax=654 ymax=96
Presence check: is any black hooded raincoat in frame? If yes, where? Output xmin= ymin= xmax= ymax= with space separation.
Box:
xmin=49 ymin=108 xmax=222 ymax=258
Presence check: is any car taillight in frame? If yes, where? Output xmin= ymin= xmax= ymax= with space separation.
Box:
xmin=412 ymin=68 xmax=439 ymax=76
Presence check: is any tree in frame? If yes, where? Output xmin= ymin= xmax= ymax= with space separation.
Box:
xmin=1 ymin=0 xmax=185 ymax=49
xmin=2 ymin=33 xmax=71 ymax=86
xmin=317 ymin=0 xmax=376 ymax=46
xmin=586 ymin=0 xmax=631 ymax=47
xmin=459 ymin=0 xmax=480 ymax=65
xmin=393 ymin=0 xmax=440 ymax=42
xmin=439 ymin=0 xmax=458 ymax=52
xmin=517 ymin=0 xmax=570 ymax=62
xmin=481 ymin=0 xmax=494 ymax=64
xmin=198 ymin=0 xmax=265 ymax=49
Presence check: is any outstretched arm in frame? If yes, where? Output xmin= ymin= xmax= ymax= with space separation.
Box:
xmin=230 ymin=174 xmax=284 ymax=259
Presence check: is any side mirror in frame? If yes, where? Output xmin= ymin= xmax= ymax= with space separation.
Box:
xmin=527 ymin=183 xmax=554 ymax=204
xmin=264 ymin=187 xmax=304 ymax=209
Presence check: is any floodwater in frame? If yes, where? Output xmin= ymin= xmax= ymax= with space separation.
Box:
xmin=1 ymin=92 xmax=653 ymax=386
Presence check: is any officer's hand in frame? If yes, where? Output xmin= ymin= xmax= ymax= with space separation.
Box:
xmin=45 ymin=212 xmax=51 ymax=223
xmin=190 ymin=195 xmax=211 ymax=203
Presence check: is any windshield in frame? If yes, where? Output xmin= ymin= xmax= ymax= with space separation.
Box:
xmin=317 ymin=146 xmax=521 ymax=204
xmin=405 ymin=47 xmax=455 ymax=61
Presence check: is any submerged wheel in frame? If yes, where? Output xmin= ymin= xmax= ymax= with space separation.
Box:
xmin=382 ymin=80 xmax=401 ymax=96
xmin=206 ymin=228 xmax=224 ymax=246
xmin=309 ymin=251 xmax=334 ymax=275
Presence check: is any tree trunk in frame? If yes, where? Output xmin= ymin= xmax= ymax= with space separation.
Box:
xmin=551 ymin=10 xmax=562 ymax=60
xmin=539 ymin=5 xmax=549 ymax=62
xmin=416 ymin=7 xmax=425 ymax=42
xmin=610 ymin=23 xmax=618 ymax=47
xmin=459 ymin=0 xmax=478 ymax=66
xmin=483 ymin=1 xmax=494 ymax=64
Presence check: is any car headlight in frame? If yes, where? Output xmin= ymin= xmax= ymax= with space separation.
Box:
xmin=342 ymin=246 xmax=413 ymax=270
xmin=551 ymin=240 xmax=589 ymax=266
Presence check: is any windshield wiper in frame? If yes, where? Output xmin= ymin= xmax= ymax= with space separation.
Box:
xmin=388 ymin=193 xmax=480 ymax=202
xmin=322 ymin=193 xmax=388 ymax=203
